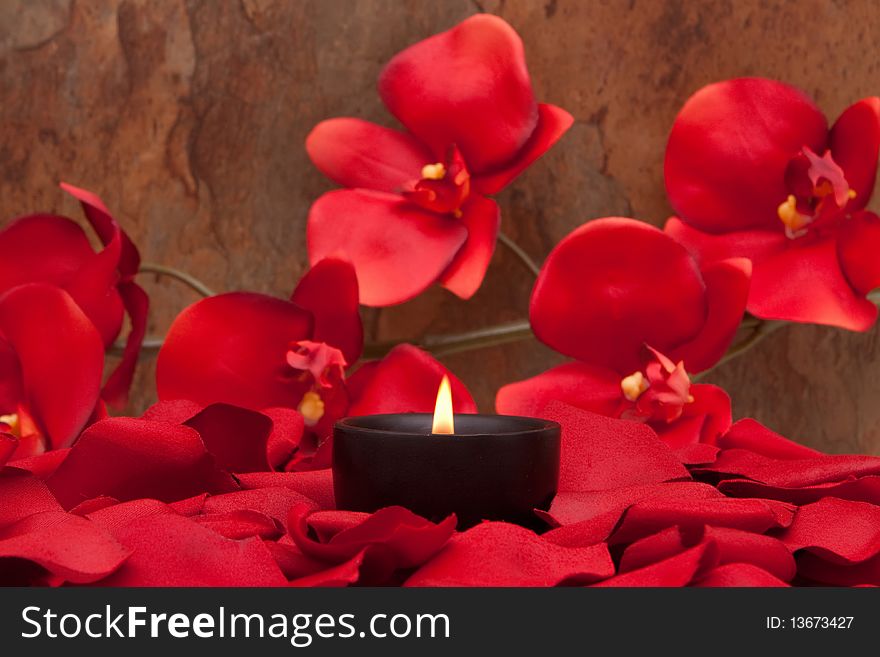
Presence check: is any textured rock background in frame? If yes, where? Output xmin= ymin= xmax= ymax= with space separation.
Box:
xmin=1 ymin=0 xmax=878 ymax=453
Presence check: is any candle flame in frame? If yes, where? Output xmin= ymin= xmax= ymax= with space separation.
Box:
xmin=432 ymin=375 xmax=455 ymax=434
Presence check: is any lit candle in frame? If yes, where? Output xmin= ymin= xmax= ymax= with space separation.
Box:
xmin=332 ymin=377 xmax=560 ymax=528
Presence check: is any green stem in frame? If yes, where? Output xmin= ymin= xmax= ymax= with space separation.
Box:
xmin=107 ymin=337 xmax=163 ymax=359
xmin=697 ymin=288 xmax=880 ymax=380
xmin=110 ymin=283 xmax=880 ymax=369
xmin=361 ymin=319 xmax=533 ymax=359
xmin=138 ymin=262 xmax=216 ymax=298
xmin=692 ymin=319 xmax=786 ymax=381
xmin=497 ymin=232 xmax=542 ymax=278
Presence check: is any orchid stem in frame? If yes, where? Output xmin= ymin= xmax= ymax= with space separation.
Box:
xmin=361 ymin=319 xmax=534 ymax=359
xmin=107 ymin=337 xmax=163 ymax=358
xmin=497 ymin=232 xmax=542 ymax=278
xmin=110 ymin=286 xmax=880 ymax=368
xmin=693 ymin=319 xmax=787 ymax=382
xmin=138 ymin=263 xmax=215 ymax=298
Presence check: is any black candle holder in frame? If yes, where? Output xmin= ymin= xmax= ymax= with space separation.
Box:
xmin=332 ymin=413 xmax=560 ymax=529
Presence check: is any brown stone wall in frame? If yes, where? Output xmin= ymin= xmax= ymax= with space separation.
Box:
xmin=2 ymin=0 xmax=878 ymax=453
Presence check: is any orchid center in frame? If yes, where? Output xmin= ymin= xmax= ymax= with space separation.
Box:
xmin=286 ymin=340 xmax=346 ymax=389
xmin=621 ymin=347 xmax=695 ymax=424
xmin=777 ymin=195 xmax=813 ymax=237
xmin=404 ymin=145 xmax=471 ymax=217
xmin=779 ymin=146 xmax=856 ymax=239
xmin=0 ymin=413 xmax=20 ymax=438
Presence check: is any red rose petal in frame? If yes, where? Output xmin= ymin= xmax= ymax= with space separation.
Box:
xmin=237 ymin=469 xmax=335 ymax=510
xmin=719 ymin=476 xmax=880 ymax=506
xmin=0 ymin=433 xmax=15 ymax=467
xmin=288 ymin=550 xmax=366 ymax=587
xmin=140 ymin=398 xmax=202 ymax=424
xmin=5 ymin=449 xmax=70 ymax=479
xmin=305 ymin=510 xmax=371 ymax=542
xmin=675 ymin=443 xmax=721 ymax=466
xmin=194 ymin=510 xmax=284 ymax=541
xmin=307 ymin=190 xmax=467 ymax=307
xmin=591 ymin=541 xmax=717 ymax=587
xmin=0 ymin=511 xmax=129 ymax=584
xmin=379 ymin=14 xmax=539 ymax=173
xmin=540 ymin=511 xmax=624 ymax=547
xmin=264 ymin=539 xmax=324 ymax=580
xmin=718 ymin=418 xmax=822 ymax=459
xmin=778 ymin=497 xmax=880 ymax=564
xmin=618 ymin=525 xmax=707 ymax=573
xmin=695 ymin=563 xmax=790 ymax=587
xmin=262 ymin=407 xmax=306 ymax=471
xmin=69 ymin=496 xmax=119 ymax=516
xmin=169 ymin=494 xmax=207 ymax=516
xmin=545 ymin=481 xmax=721 ymax=528
xmin=98 ymin=514 xmax=286 ymax=587
xmin=290 ymin=504 xmax=455 ymax=569
xmin=704 ymin=526 xmax=796 ymax=581
xmin=611 ymin=497 xmax=795 ymax=545
xmin=183 ymin=403 xmax=273 ymax=474
xmin=698 ymin=450 xmax=880 ymax=488
xmin=405 ymin=521 xmax=614 ymax=587
xmin=541 ymin=401 xmax=689 ymax=493
xmin=203 ymin=487 xmax=318 ymax=531
xmin=796 ymin=551 xmax=880 ymax=586
xmin=0 ymin=473 xmax=63 ymax=528
xmin=86 ymin=499 xmax=177 ymax=535
xmin=47 ymin=417 xmax=237 ymax=509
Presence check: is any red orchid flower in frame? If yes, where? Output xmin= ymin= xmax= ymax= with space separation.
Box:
xmin=156 ymin=259 xmax=476 ymax=469
xmin=0 ymin=284 xmax=105 ymax=460
xmin=664 ymin=77 xmax=880 ymax=330
xmin=157 ymin=258 xmax=362 ymax=467
xmin=306 ymin=14 xmax=573 ymax=306
xmin=0 ymin=183 xmax=148 ymax=406
xmin=498 ymin=218 xmax=749 ymax=446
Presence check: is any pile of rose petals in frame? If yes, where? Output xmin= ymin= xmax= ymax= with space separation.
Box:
xmin=3 ymin=399 xmax=878 ymax=587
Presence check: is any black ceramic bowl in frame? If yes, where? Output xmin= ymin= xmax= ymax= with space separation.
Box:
xmin=332 ymin=413 xmax=560 ymax=528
